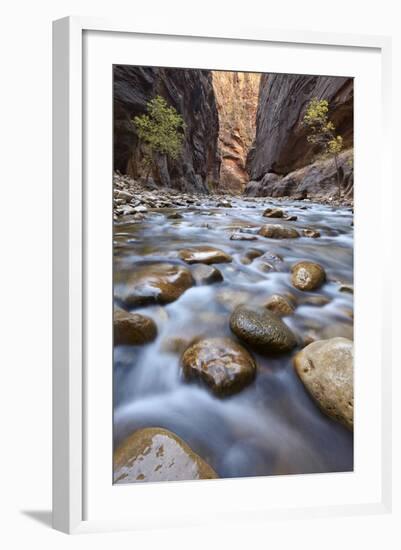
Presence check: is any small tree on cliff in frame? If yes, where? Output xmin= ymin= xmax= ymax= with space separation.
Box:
xmin=133 ymin=96 xmax=185 ymax=182
xmin=303 ymin=98 xmax=344 ymax=199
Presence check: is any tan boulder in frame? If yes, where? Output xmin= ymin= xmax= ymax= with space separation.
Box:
xmin=294 ymin=337 xmax=353 ymax=430
xmin=114 ymin=428 xmax=217 ymax=483
xmin=291 ymin=261 xmax=326 ymax=291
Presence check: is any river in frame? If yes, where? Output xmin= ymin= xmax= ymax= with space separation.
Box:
xmin=113 ymin=196 xmax=353 ymax=479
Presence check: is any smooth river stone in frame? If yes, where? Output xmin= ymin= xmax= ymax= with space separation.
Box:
xmin=114 ymin=309 xmax=157 ymax=345
xmin=115 ymin=263 xmax=194 ymax=307
xmin=258 ymin=224 xmax=300 ymax=239
xmin=264 ymin=294 xmax=295 ymax=317
xmin=291 ymin=261 xmax=326 ymax=291
xmin=230 ymin=306 xmax=297 ymax=355
xmin=181 ymin=337 xmax=257 ymax=396
xmin=114 ymin=428 xmax=217 ymax=483
xmin=294 ymin=337 xmax=353 ymax=430
xmin=179 ymin=246 xmax=232 ymax=264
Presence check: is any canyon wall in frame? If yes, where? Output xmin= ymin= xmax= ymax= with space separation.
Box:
xmin=247 ymin=74 xmax=353 ymax=196
xmin=212 ymin=71 xmax=260 ymax=193
xmin=114 ymin=66 xmax=220 ymax=193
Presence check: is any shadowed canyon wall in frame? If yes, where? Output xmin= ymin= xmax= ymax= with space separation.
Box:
xmin=248 ymin=74 xmax=353 ymax=179
xmin=113 ymin=66 xmax=220 ymax=193
xmin=212 ymin=71 xmax=260 ymax=193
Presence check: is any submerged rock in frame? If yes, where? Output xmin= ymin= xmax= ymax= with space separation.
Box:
xmin=230 ymin=233 xmax=257 ymax=241
xmin=264 ymin=294 xmax=295 ymax=317
xmin=300 ymin=295 xmax=330 ymax=306
xmin=191 ymin=264 xmax=223 ymax=285
xmin=114 ymin=427 xmax=217 ymax=483
xmin=181 ymin=337 xmax=256 ymax=396
xmin=114 ymin=309 xmax=157 ymax=345
xmin=339 ymin=284 xmax=353 ymax=294
xmin=294 ymin=338 xmax=353 ymax=430
xmin=230 ymin=306 xmax=297 ymax=354
xmin=167 ymin=212 xmax=183 ymax=219
xmin=245 ymin=248 xmax=264 ymax=261
xmin=179 ymin=246 xmax=232 ymax=264
xmin=291 ymin=261 xmax=326 ymax=291
xmin=258 ymin=224 xmax=300 ymax=239
xmin=115 ymin=263 xmax=194 ymax=307
xmin=303 ymin=228 xmax=321 ymax=238
xmin=216 ymin=289 xmax=251 ymax=311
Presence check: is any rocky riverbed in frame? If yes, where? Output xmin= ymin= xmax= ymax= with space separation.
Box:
xmin=113 ymin=173 xmax=354 ymax=482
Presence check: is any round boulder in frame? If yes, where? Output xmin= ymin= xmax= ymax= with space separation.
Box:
xmin=115 ymin=263 xmax=194 ymax=307
xmin=258 ymin=224 xmax=300 ymax=239
xmin=230 ymin=306 xmax=297 ymax=355
xmin=291 ymin=261 xmax=326 ymax=291
xmin=293 ymin=337 xmax=353 ymax=430
xmin=114 ymin=427 xmax=217 ymax=483
xmin=179 ymin=246 xmax=232 ymax=264
xmin=181 ymin=337 xmax=257 ymax=396
xmin=114 ymin=309 xmax=157 ymax=346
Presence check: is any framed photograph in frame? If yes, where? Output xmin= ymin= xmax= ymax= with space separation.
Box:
xmin=52 ymin=16 xmax=392 ymax=534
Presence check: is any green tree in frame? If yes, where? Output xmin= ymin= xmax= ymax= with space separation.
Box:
xmin=133 ymin=95 xmax=185 ymax=182
xmin=303 ymin=98 xmax=344 ymax=199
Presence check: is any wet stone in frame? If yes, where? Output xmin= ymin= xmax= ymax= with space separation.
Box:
xmin=264 ymin=294 xmax=295 ymax=316
xmin=179 ymin=246 xmax=232 ymax=265
xmin=291 ymin=261 xmax=326 ymax=291
xmin=294 ymin=338 xmax=353 ymax=430
xmin=114 ymin=428 xmax=217 ymax=483
xmin=181 ymin=337 xmax=257 ymax=396
xmin=115 ymin=263 xmax=194 ymax=308
xmin=263 ymin=207 xmax=284 ymax=218
xmin=303 ymin=228 xmax=321 ymax=238
xmin=230 ymin=306 xmax=297 ymax=355
xmin=258 ymin=224 xmax=300 ymax=239
xmin=114 ymin=309 xmax=157 ymax=346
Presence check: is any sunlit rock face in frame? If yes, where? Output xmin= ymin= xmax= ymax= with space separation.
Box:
xmin=212 ymin=71 xmax=260 ymax=193
xmin=113 ymin=66 xmax=220 ymax=193
xmin=247 ymin=74 xmax=353 ymax=180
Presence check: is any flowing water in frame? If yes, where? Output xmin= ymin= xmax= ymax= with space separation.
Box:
xmin=113 ymin=197 xmax=353 ymax=478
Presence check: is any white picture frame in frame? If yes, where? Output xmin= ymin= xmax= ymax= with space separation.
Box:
xmin=52 ymin=16 xmax=392 ymax=534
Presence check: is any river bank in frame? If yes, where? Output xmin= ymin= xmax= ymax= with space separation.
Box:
xmin=113 ymin=173 xmax=353 ymax=223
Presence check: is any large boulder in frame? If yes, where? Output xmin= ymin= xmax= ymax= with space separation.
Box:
xmin=114 ymin=427 xmax=217 ymax=483
xmin=291 ymin=261 xmax=326 ymax=291
xmin=114 ymin=309 xmax=157 ymax=345
xmin=258 ymin=224 xmax=300 ymax=239
xmin=181 ymin=337 xmax=256 ymax=396
xmin=115 ymin=263 xmax=194 ymax=307
xmin=244 ymin=149 xmax=354 ymax=200
xmin=230 ymin=306 xmax=297 ymax=355
xmin=179 ymin=246 xmax=232 ymax=265
xmin=293 ymin=338 xmax=353 ymax=430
